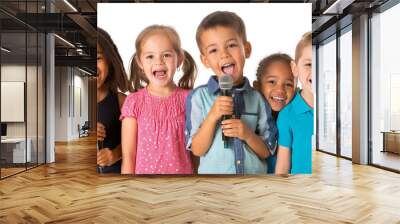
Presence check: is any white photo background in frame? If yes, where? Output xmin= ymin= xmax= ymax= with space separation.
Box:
xmin=98 ymin=3 xmax=311 ymax=88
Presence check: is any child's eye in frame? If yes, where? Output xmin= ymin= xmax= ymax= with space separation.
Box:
xmin=305 ymin=63 xmax=312 ymax=67
xmin=267 ymin=80 xmax=276 ymax=85
xmin=208 ymin=49 xmax=217 ymax=54
xmin=163 ymin=53 xmax=172 ymax=58
xmin=228 ymin=43 xmax=237 ymax=48
xmin=145 ymin=55 xmax=153 ymax=60
xmin=285 ymin=83 xmax=294 ymax=88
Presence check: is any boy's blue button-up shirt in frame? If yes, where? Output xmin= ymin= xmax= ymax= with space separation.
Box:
xmin=277 ymin=91 xmax=314 ymax=174
xmin=185 ymin=76 xmax=277 ymax=174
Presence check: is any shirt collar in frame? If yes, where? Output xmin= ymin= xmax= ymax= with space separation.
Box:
xmin=293 ymin=91 xmax=313 ymax=114
xmin=207 ymin=75 xmax=252 ymax=95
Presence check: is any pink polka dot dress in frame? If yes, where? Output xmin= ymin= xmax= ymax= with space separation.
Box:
xmin=120 ymin=87 xmax=193 ymax=174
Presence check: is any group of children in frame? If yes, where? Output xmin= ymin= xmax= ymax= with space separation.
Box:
xmin=97 ymin=11 xmax=313 ymax=175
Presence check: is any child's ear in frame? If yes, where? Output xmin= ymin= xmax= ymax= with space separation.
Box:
xmin=177 ymin=51 xmax=184 ymax=68
xmin=291 ymin=60 xmax=298 ymax=78
xmin=253 ymin=80 xmax=260 ymax=91
xmin=244 ymin=42 xmax=252 ymax=58
xmin=135 ymin=55 xmax=144 ymax=70
xmin=200 ymin=53 xmax=211 ymax=68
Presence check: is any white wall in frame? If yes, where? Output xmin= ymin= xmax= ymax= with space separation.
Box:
xmin=71 ymin=72 xmax=89 ymax=139
xmin=54 ymin=67 xmax=89 ymax=141
xmin=55 ymin=66 xmax=69 ymax=141
xmin=1 ymin=65 xmax=32 ymax=138
xmin=98 ymin=3 xmax=311 ymax=87
xmin=1 ymin=65 xmax=25 ymax=134
xmin=74 ymin=74 xmax=89 ymax=121
xmin=1 ymin=65 xmax=26 ymax=148
xmin=1 ymin=64 xmax=45 ymax=163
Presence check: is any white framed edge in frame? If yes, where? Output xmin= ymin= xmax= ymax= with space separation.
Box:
xmin=1 ymin=81 xmax=25 ymax=122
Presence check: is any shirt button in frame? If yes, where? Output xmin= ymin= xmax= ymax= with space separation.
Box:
xmin=236 ymin=160 xmax=241 ymax=165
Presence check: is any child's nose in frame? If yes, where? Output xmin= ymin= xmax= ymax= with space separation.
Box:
xmin=276 ymin=84 xmax=286 ymax=93
xmin=154 ymin=56 xmax=165 ymax=65
xmin=220 ymin=48 xmax=230 ymax=59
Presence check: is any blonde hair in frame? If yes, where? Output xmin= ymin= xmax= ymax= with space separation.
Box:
xmin=294 ymin=32 xmax=312 ymax=63
xmin=130 ymin=25 xmax=197 ymax=90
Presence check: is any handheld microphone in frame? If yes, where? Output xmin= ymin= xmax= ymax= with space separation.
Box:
xmin=219 ymin=74 xmax=233 ymax=148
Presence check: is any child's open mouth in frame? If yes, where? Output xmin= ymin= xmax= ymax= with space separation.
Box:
xmin=221 ymin=63 xmax=235 ymax=75
xmin=152 ymin=69 xmax=167 ymax=80
xmin=270 ymin=96 xmax=286 ymax=105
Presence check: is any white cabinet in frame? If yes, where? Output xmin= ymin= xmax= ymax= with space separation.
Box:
xmin=1 ymin=138 xmax=32 ymax=163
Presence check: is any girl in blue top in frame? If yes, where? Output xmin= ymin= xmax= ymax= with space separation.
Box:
xmin=253 ymin=53 xmax=296 ymax=173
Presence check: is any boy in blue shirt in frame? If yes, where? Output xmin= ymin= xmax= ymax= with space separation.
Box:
xmin=275 ymin=32 xmax=313 ymax=174
xmin=185 ymin=11 xmax=277 ymax=174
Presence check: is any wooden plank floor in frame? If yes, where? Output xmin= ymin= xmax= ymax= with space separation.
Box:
xmin=1 ymin=167 xmax=26 ymax=178
xmin=1 ymin=135 xmax=400 ymax=223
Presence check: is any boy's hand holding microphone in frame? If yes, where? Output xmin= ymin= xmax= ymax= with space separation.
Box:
xmin=208 ymin=74 xmax=252 ymax=148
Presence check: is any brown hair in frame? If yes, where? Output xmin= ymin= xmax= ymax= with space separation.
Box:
xmin=256 ymin=53 xmax=293 ymax=82
xmin=97 ymin=27 xmax=132 ymax=93
xmin=294 ymin=32 xmax=312 ymax=63
xmin=196 ymin=11 xmax=247 ymax=52
xmin=130 ymin=25 xmax=197 ymax=90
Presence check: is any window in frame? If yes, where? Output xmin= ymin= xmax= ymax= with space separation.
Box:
xmin=317 ymin=35 xmax=337 ymax=155
xmin=0 ymin=1 xmax=46 ymax=179
xmin=370 ymin=2 xmax=400 ymax=171
xmin=339 ymin=27 xmax=352 ymax=158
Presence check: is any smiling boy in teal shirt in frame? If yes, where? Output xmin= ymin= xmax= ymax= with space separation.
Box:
xmin=275 ymin=32 xmax=314 ymax=174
